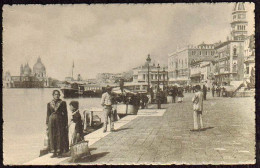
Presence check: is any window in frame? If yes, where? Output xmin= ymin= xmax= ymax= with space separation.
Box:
xmin=246 ymin=65 xmax=249 ymax=74
xmin=206 ymin=51 xmax=208 ymax=55
xmin=143 ymin=74 xmax=145 ymax=80
xmin=233 ymin=47 xmax=237 ymax=56
xmin=151 ymin=74 xmax=153 ymax=79
xmin=200 ymin=51 xmax=202 ymax=55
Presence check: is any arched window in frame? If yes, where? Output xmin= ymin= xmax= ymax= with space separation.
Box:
xmin=233 ymin=47 xmax=237 ymax=56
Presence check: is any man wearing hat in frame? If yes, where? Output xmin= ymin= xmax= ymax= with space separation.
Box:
xmin=101 ymin=86 xmax=115 ymax=133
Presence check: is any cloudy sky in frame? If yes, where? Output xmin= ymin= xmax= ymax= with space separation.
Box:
xmin=3 ymin=3 xmax=254 ymax=80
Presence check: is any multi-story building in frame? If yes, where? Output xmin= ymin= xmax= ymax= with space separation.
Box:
xmin=214 ymin=2 xmax=248 ymax=84
xmin=230 ymin=2 xmax=248 ymax=41
xmin=190 ymin=58 xmax=215 ymax=87
xmin=243 ymin=34 xmax=255 ymax=83
xmin=130 ymin=57 xmax=168 ymax=92
xmin=168 ymin=43 xmax=215 ymax=85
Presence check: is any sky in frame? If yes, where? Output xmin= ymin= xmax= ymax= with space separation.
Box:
xmin=3 ymin=3 xmax=255 ymax=80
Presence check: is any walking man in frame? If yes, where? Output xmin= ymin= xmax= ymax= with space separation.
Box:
xmin=203 ymin=85 xmax=207 ymax=100
xmin=101 ymin=86 xmax=115 ymax=133
xmin=212 ymin=85 xmax=215 ymax=97
xmin=192 ymin=85 xmax=204 ymax=131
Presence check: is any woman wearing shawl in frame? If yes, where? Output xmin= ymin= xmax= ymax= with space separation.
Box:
xmin=46 ymin=90 xmax=69 ymax=157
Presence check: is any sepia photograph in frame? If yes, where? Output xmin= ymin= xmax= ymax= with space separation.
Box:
xmin=2 ymin=2 xmax=255 ymax=165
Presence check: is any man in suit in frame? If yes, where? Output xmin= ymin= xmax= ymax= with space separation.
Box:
xmin=203 ymin=84 xmax=207 ymax=100
xmin=101 ymin=86 xmax=115 ymax=133
xmin=192 ymin=85 xmax=204 ymax=131
xmin=212 ymin=85 xmax=215 ymax=97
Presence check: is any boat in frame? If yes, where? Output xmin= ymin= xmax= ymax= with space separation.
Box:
xmin=80 ymin=84 xmax=105 ymax=97
xmin=60 ymin=81 xmax=83 ymax=98
xmin=61 ymin=81 xmax=106 ymax=98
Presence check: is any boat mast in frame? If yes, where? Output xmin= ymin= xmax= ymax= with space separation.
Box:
xmin=72 ymin=60 xmax=74 ymax=80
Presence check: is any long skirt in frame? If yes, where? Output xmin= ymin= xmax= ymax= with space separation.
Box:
xmin=48 ymin=113 xmax=62 ymax=153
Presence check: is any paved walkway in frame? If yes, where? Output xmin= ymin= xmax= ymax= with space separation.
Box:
xmin=61 ymin=93 xmax=255 ymax=165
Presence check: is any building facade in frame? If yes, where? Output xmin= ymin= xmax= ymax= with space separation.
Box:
xmin=214 ymin=3 xmax=248 ymax=85
xmin=168 ymin=43 xmax=215 ymax=85
xmin=243 ymin=34 xmax=255 ymax=87
xmin=132 ymin=59 xmax=168 ymax=92
xmin=190 ymin=59 xmax=215 ymax=87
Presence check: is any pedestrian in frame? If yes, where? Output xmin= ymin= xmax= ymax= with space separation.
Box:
xmin=192 ymin=85 xmax=204 ymax=131
xmin=203 ymin=85 xmax=207 ymax=100
xmin=177 ymin=87 xmax=184 ymax=103
xmin=101 ymin=86 xmax=115 ymax=133
xmin=212 ymin=85 xmax=215 ymax=97
xmin=172 ymin=86 xmax=177 ymax=103
xmin=69 ymin=101 xmax=83 ymax=146
xmin=144 ymin=94 xmax=149 ymax=108
xmin=46 ymin=90 xmax=69 ymax=158
xmin=168 ymin=88 xmax=173 ymax=103
xmin=156 ymin=88 xmax=161 ymax=109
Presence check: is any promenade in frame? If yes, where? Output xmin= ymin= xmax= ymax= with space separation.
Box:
xmin=60 ymin=93 xmax=255 ymax=165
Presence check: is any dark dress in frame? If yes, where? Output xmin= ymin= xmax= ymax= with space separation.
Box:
xmin=71 ymin=111 xmax=83 ymax=137
xmin=46 ymin=99 xmax=69 ymax=153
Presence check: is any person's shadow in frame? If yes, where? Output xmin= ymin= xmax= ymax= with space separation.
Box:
xmin=190 ymin=127 xmax=214 ymax=132
xmin=74 ymin=151 xmax=110 ymax=163
xmin=113 ymin=127 xmax=132 ymax=132
xmin=199 ymin=127 xmax=214 ymax=131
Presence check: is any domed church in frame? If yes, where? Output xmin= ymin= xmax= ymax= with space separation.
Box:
xmin=19 ymin=57 xmax=48 ymax=87
xmin=33 ymin=57 xmax=46 ymax=80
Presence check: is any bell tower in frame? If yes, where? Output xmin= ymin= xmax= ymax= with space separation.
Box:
xmin=230 ymin=2 xmax=248 ymax=41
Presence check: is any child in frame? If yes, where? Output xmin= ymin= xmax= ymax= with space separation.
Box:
xmin=69 ymin=101 xmax=84 ymax=146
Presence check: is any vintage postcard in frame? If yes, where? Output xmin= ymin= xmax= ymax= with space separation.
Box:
xmin=2 ymin=3 xmax=255 ymax=165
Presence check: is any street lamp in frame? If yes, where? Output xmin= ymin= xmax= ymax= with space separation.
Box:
xmin=157 ymin=64 xmax=160 ymax=92
xmin=163 ymin=67 xmax=165 ymax=91
xmin=146 ymin=54 xmax=151 ymax=93
xmin=157 ymin=64 xmax=161 ymax=109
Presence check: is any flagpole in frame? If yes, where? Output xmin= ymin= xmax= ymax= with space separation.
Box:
xmin=72 ymin=61 xmax=74 ymax=80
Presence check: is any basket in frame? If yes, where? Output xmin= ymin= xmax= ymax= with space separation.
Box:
xmin=70 ymin=140 xmax=91 ymax=162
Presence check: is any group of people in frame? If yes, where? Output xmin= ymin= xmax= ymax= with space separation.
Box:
xmin=211 ymin=85 xmax=228 ymax=97
xmin=46 ymin=84 xmax=215 ymax=157
xmin=167 ymin=86 xmax=184 ymax=103
xmin=46 ymin=90 xmax=84 ymax=158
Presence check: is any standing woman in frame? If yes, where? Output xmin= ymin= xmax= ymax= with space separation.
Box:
xmin=46 ymin=90 xmax=69 ymax=157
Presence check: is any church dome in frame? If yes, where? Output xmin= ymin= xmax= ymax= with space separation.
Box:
xmin=33 ymin=57 xmax=46 ymax=72
xmin=233 ymin=2 xmax=246 ymax=12
xmin=23 ymin=63 xmax=32 ymax=76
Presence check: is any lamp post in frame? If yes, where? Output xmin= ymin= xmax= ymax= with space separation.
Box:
xmin=157 ymin=64 xmax=161 ymax=109
xmin=163 ymin=67 xmax=165 ymax=91
xmin=146 ymin=54 xmax=151 ymax=93
xmin=157 ymin=64 xmax=160 ymax=92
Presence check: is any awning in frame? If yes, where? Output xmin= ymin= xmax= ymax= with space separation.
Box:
xmin=190 ymin=74 xmax=201 ymax=78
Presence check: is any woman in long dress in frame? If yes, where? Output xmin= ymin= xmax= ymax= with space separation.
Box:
xmin=46 ymin=90 xmax=69 ymax=157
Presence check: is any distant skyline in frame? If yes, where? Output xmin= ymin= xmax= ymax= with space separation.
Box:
xmin=3 ymin=3 xmax=255 ymax=80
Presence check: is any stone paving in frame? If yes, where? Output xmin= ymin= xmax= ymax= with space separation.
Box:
xmin=62 ymin=93 xmax=255 ymax=165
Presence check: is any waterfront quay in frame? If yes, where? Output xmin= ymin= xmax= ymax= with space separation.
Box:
xmin=26 ymin=93 xmax=255 ymax=165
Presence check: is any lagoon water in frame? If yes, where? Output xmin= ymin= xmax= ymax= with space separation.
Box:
xmin=3 ymin=88 xmax=102 ymax=165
